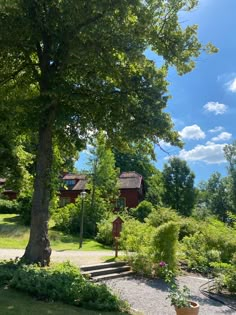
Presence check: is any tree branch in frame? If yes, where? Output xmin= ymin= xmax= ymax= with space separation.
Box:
xmin=0 ymin=64 xmax=29 ymax=86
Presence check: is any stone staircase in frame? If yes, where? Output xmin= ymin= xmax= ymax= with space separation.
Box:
xmin=80 ymin=261 xmax=133 ymax=282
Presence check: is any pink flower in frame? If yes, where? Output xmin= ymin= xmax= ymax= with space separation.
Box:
xmin=159 ymin=261 xmax=166 ymax=267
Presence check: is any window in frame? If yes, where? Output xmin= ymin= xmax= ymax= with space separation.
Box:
xmin=64 ymin=179 xmax=76 ymax=186
xmin=116 ymin=197 xmax=126 ymax=209
xmin=60 ymin=197 xmax=71 ymax=207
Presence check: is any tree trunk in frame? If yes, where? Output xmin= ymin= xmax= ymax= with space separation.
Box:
xmin=23 ymin=109 xmax=55 ymax=266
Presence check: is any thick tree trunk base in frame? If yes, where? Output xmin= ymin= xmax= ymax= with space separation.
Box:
xmin=23 ymin=238 xmax=51 ymax=266
xmin=22 ymin=107 xmax=55 ymax=266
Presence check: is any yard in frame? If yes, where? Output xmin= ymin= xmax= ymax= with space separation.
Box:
xmin=0 ymin=214 xmax=111 ymax=251
xmin=0 ymin=287 xmax=126 ymax=315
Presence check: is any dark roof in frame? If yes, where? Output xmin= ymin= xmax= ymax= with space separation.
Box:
xmin=118 ymin=172 xmax=142 ymax=189
xmin=73 ymin=179 xmax=88 ymax=190
xmin=62 ymin=174 xmax=87 ymax=180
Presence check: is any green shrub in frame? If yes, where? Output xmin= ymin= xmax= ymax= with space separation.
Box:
xmin=53 ymin=203 xmax=80 ymax=234
xmin=210 ymin=262 xmax=236 ymax=293
xmin=130 ymin=200 xmax=154 ymax=222
xmin=10 ymin=262 xmax=126 ymax=311
xmin=121 ymin=219 xmax=179 ymax=275
xmin=153 ymin=221 xmax=180 ymax=271
xmin=120 ymin=219 xmax=154 ymax=253
xmin=146 ymin=206 xmax=180 ymax=227
xmin=0 ymin=199 xmax=18 ymax=214
xmin=181 ymin=219 xmax=236 ymax=273
xmin=53 ymin=195 xmax=111 ymax=237
xmin=95 ymin=214 xmax=115 ymax=246
xmin=0 ymin=259 xmax=20 ymax=286
xmin=179 ymin=217 xmax=200 ymax=240
xmin=203 ymin=219 xmax=236 ymax=263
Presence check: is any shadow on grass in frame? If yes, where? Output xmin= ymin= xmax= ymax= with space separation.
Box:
xmin=3 ymin=215 xmax=21 ymax=224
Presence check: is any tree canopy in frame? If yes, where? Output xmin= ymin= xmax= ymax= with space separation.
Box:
xmin=162 ymin=157 xmax=195 ymax=216
xmin=0 ymin=0 xmax=216 ymax=264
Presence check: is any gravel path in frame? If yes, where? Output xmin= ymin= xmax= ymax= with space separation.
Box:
xmin=0 ymin=248 xmax=114 ymax=266
xmin=104 ymin=276 xmax=236 ymax=315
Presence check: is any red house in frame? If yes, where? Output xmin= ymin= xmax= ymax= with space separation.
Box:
xmin=59 ymin=171 xmax=145 ymax=209
xmin=1 ymin=172 xmax=145 ymax=209
xmin=0 ymin=178 xmax=17 ymax=200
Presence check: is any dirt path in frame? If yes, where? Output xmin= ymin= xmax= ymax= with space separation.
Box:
xmin=0 ymin=248 xmax=114 ymax=266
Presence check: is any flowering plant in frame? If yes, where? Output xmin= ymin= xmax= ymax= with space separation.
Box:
xmin=159 ymin=261 xmax=191 ymax=308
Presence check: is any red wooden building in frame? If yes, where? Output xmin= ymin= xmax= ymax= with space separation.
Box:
xmin=60 ymin=171 xmax=145 ymax=209
xmin=1 ymin=172 xmax=145 ymax=209
xmin=0 ymin=178 xmax=17 ymax=200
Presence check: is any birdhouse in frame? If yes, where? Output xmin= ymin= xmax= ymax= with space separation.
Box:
xmin=112 ymin=216 xmax=124 ymax=238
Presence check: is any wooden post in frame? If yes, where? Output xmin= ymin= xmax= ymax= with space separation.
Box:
xmin=112 ymin=217 xmax=124 ymax=258
xmin=115 ymin=238 xmax=118 ymax=257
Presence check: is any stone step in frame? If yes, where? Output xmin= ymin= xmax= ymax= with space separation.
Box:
xmin=93 ymin=270 xmax=134 ymax=282
xmin=80 ymin=261 xmax=127 ymax=272
xmin=82 ymin=265 xmax=131 ymax=277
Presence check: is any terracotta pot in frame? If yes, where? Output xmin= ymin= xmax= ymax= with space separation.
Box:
xmin=175 ymin=301 xmax=199 ymax=315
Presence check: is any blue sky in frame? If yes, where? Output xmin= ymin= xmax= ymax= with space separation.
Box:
xmin=76 ymin=0 xmax=236 ymax=184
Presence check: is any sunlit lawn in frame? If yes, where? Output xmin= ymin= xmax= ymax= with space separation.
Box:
xmin=0 ymin=287 xmax=126 ymax=315
xmin=0 ymin=214 xmax=112 ymax=251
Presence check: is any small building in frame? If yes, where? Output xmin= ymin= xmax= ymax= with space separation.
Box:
xmin=0 ymin=178 xmax=17 ymax=200
xmin=59 ymin=171 xmax=145 ymax=209
xmin=0 ymin=171 xmax=145 ymax=209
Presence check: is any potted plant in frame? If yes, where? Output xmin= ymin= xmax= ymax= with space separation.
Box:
xmin=159 ymin=261 xmax=199 ymax=315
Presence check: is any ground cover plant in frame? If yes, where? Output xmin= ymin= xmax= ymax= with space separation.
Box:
xmin=0 ymin=260 xmax=128 ymax=312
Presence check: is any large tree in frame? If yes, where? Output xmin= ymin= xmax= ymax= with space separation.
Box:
xmin=203 ymin=172 xmax=231 ymax=221
xmin=113 ymin=140 xmax=157 ymax=180
xmin=162 ymin=157 xmax=195 ymax=216
xmin=0 ymin=0 xmax=216 ymax=265
xmin=89 ymin=131 xmax=119 ymax=204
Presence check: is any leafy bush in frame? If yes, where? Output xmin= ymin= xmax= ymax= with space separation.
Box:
xmin=53 ymin=202 xmax=80 ymax=234
xmin=181 ymin=219 xmax=236 ymax=273
xmin=120 ymin=219 xmax=154 ymax=253
xmin=10 ymin=262 xmax=127 ymax=311
xmin=153 ymin=221 xmax=180 ymax=271
xmin=146 ymin=206 xmax=180 ymax=227
xmin=95 ymin=213 xmax=116 ymax=246
xmin=0 ymin=199 xmax=18 ymax=214
xmin=210 ymin=262 xmax=236 ymax=293
xmin=0 ymin=259 xmax=19 ymax=286
xmin=179 ymin=217 xmax=200 ymax=240
xmin=130 ymin=200 xmax=154 ymax=222
xmin=121 ymin=219 xmax=179 ymax=275
xmin=53 ymin=194 xmax=111 ymax=237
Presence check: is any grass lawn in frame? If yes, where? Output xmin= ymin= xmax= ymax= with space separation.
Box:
xmin=0 ymin=287 xmax=125 ymax=315
xmin=0 ymin=214 xmax=111 ymax=251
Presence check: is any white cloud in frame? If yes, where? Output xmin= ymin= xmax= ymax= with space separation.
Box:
xmin=208 ymin=126 xmax=224 ymax=133
xmin=178 ymin=143 xmax=227 ymax=164
xmin=179 ymin=124 xmax=205 ymax=140
xmin=227 ymin=77 xmax=236 ymax=92
xmin=211 ymin=132 xmax=232 ymax=142
xmin=203 ymin=102 xmax=228 ymax=115
xmin=158 ymin=140 xmax=172 ymax=148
